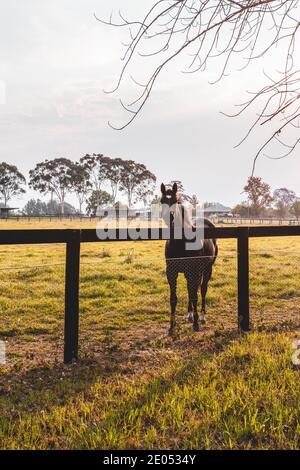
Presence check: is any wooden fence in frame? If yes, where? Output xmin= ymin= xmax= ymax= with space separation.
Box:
xmin=215 ymin=216 xmax=300 ymax=225
xmin=1 ymin=225 xmax=300 ymax=363
xmin=1 ymin=214 xmax=300 ymax=225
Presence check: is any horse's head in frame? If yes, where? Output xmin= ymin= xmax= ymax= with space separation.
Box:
xmin=160 ymin=182 xmax=181 ymax=227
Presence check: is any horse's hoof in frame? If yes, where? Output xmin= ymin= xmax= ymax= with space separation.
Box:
xmin=193 ymin=322 xmax=200 ymax=332
xmin=186 ymin=313 xmax=193 ymax=323
xmin=200 ymin=317 xmax=206 ymax=324
xmin=168 ymin=328 xmax=175 ymax=337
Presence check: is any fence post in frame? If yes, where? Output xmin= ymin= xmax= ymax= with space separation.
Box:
xmin=237 ymin=227 xmax=250 ymax=332
xmin=64 ymin=230 xmax=81 ymax=363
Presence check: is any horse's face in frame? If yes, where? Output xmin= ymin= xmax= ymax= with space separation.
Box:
xmin=160 ymin=182 xmax=180 ymax=226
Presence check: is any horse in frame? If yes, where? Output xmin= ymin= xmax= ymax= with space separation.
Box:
xmin=160 ymin=182 xmax=218 ymax=335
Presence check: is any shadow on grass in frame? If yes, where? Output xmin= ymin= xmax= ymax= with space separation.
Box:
xmin=0 ymin=327 xmax=239 ymax=420
xmin=0 ymin=319 xmax=299 ymax=429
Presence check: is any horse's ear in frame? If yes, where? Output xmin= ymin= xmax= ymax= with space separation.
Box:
xmin=161 ymin=183 xmax=166 ymax=194
xmin=172 ymin=182 xmax=178 ymax=193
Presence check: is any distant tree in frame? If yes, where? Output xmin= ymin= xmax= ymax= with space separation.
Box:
xmin=273 ymin=188 xmax=296 ymax=218
xmin=232 ymin=203 xmax=251 ymax=217
xmin=186 ymin=194 xmax=199 ymax=217
xmin=22 ymin=198 xmax=77 ymax=216
xmin=203 ymin=201 xmax=228 ymax=209
xmin=119 ymin=160 xmax=156 ymax=207
xmin=45 ymin=199 xmax=77 ymax=216
xmin=80 ymin=153 xmax=111 ymax=192
xmin=29 ymin=158 xmax=74 ymax=215
xmin=0 ymin=162 xmax=26 ymax=207
xmin=80 ymin=153 xmax=115 ymax=210
xmin=291 ymin=199 xmax=300 ymax=220
xmin=151 ymin=194 xmax=160 ymax=205
xmin=86 ymin=190 xmax=113 ymax=216
xmin=108 ymin=157 xmax=124 ymax=204
xmin=70 ymin=163 xmax=91 ymax=214
xmin=243 ymin=176 xmax=273 ymax=217
xmin=185 ymin=194 xmax=198 ymax=207
xmin=22 ymin=198 xmax=47 ymax=216
xmin=190 ymin=194 xmax=199 ymax=206
xmin=140 ymin=180 xmax=156 ymax=207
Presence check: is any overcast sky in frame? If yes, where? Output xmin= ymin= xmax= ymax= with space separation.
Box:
xmin=0 ymin=0 xmax=299 ymax=209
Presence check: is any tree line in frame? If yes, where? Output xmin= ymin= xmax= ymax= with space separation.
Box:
xmin=1 ymin=159 xmax=299 ymax=219
xmin=233 ymin=177 xmax=300 ymax=219
xmin=0 ymin=156 xmax=156 ymax=215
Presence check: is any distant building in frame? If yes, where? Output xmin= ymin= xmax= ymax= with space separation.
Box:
xmin=101 ymin=204 xmax=152 ymax=220
xmin=0 ymin=207 xmax=18 ymax=218
xmin=203 ymin=203 xmax=232 ymax=217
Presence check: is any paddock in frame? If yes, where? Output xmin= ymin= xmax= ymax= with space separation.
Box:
xmin=0 ymin=225 xmax=299 ymax=362
xmin=0 ymin=224 xmax=299 ymax=449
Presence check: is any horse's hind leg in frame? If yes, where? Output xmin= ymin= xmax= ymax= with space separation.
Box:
xmin=185 ymin=270 xmax=196 ymax=323
xmin=200 ymin=266 xmax=212 ymax=323
xmin=166 ymin=266 xmax=178 ymax=336
xmin=187 ymin=298 xmax=193 ymax=323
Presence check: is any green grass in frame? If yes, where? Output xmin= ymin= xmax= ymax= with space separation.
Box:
xmin=0 ymin=220 xmax=299 ymax=449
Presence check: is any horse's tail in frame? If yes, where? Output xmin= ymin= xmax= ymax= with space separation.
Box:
xmin=212 ymin=239 xmax=218 ymax=264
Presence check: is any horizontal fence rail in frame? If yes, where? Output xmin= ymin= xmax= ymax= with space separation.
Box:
xmin=1 ymin=225 xmax=300 ymax=363
xmin=1 ymin=225 xmax=300 ymax=245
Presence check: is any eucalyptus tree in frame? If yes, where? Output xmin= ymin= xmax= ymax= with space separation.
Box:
xmin=243 ymin=176 xmax=273 ymax=216
xmin=29 ymin=158 xmax=74 ymax=215
xmin=0 ymin=162 xmax=26 ymax=207
xmin=108 ymin=157 xmax=124 ymax=204
xmin=80 ymin=153 xmax=114 ymax=209
xmin=273 ymin=188 xmax=296 ymax=218
xmin=86 ymin=190 xmax=113 ymax=216
xmin=119 ymin=160 xmax=156 ymax=207
xmin=291 ymin=198 xmax=300 ymax=219
xmin=70 ymin=162 xmax=91 ymax=214
xmin=80 ymin=153 xmax=111 ymax=192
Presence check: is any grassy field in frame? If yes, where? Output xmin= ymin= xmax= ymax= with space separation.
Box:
xmin=0 ymin=219 xmax=299 ymax=449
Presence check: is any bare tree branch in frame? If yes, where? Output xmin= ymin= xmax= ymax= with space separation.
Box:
xmin=99 ymin=0 xmax=300 ymax=171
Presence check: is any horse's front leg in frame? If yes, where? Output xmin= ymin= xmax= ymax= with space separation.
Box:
xmin=187 ymin=276 xmax=200 ymax=332
xmin=167 ymin=267 xmax=178 ymax=336
xmin=185 ymin=274 xmax=194 ymax=323
xmin=192 ymin=288 xmax=199 ymax=332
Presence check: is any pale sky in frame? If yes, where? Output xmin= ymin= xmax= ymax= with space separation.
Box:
xmin=0 ymin=0 xmax=299 ymax=209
